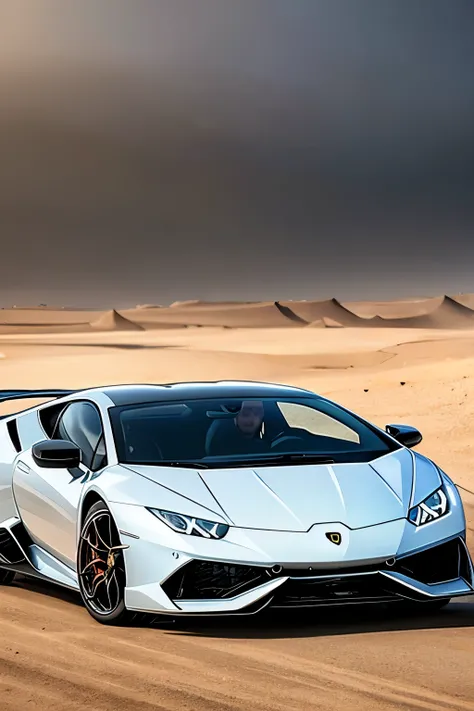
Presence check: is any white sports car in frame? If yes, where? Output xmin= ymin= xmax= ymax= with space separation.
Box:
xmin=0 ymin=381 xmax=472 ymax=625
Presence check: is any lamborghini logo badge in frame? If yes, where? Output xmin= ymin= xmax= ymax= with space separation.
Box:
xmin=326 ymin=532 xmax=342 ymax=545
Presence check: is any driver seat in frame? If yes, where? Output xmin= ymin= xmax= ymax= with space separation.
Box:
xmin=205 ymin=418 xmax=236 ymax=456
xmin=205 ymin=417 xmax=270 ymax=456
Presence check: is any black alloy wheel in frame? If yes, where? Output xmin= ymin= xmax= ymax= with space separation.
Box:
xmin=77 ymin=500 xmax=131 ymax=625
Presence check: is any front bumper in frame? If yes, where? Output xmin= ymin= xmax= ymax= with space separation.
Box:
xmin=124 ymin=534 xmax=474 ymax=615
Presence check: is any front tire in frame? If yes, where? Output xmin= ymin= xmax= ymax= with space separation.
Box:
xmin=77 ymin=500 xmax=131 ymax=625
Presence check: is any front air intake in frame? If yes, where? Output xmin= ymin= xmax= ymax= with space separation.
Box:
xmin=393 ymin=538 xmax=466 ymax=585
xmin=162 ymin=560 xmax=269 ymax=600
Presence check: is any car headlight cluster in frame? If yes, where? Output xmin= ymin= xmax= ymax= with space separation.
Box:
xmin=148 ymin=508 xmax=229 ymax=539
xmin=408 ymin=485 xmax=449 ymax=526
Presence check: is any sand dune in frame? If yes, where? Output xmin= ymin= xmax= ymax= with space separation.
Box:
xmin=345 ymin=296 xmax=444 ymax=318
xmin=280 ymin=298 xmax=366 ymax=326
xmin=0 ymin=307 xmax=100 ymax=335
xmin=3 ymin=294 xmax=474 ymax=333
xmin=2 ymin=304 xmax=474 ymax=709
xmin=346 ymin=293 xmax=474 ymax=319
xmin=168 ymin=300 xmax=264 ymax=308
xmin=302 ymin=295 xmax=474 ymax=329
xmin=122 ymin=301 xmax=306 ymax=328
xmin=0 ymin=308 xmax=104 ymax=324
xmin=371 ymin=295 xmax=474 ymax=329
xmin=90 ymin=309 xmax=145 ymax=332
xmin=169 ymin=299 xmax=203 ymax=307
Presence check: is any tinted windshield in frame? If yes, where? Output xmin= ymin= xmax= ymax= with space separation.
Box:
xmin=109 ymin=396 xmax=399 ymax=467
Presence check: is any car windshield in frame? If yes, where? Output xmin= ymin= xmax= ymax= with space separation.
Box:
xmin=109 ymin=396 xmax=400 ymax=468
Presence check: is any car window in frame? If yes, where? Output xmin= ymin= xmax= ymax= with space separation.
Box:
xmin=277 ymin=402 xmax=360 ymax=443
xmin=108 ymin=395 xmax=398 ymax=466
xmin=54 ymin=402 xmax=106 ymax=470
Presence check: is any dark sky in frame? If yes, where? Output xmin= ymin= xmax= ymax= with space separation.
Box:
xmin=1 ymin=0 xmax=473 ymax=306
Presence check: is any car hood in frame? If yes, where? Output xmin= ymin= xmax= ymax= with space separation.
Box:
xmin=125 ymin=448 xmax=442 ymax=531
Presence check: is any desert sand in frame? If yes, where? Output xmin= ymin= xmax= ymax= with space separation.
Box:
xmin=1 ymin=294 xmax=474 ymax=710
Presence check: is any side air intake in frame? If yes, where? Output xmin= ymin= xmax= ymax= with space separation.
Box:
xmin=0 ymin=527 xmax=27 ymax=565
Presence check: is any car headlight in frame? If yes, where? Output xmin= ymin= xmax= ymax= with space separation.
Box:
xmin=148 ymin=508 xmax=229 ymax=539
xmin=408 ymin=485 xmax=449 ymax=526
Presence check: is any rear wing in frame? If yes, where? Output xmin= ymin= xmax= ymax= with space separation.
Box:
xmin=0 ymin=389 xmax=76 ymax=418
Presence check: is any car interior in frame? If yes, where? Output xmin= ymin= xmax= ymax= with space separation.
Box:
xmin=115 ymin=399 xmax=366 ymax=463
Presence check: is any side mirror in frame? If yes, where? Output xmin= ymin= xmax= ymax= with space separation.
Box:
xmin=32 ymin=439 xmax=81 ymax=469
xmin=385 ymin=424 xmax=422 ymax=448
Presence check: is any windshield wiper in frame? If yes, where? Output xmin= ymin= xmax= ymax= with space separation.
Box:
xmin=135 ymin=454 xmax=335 ymax=469
xmin=134 ymin=460 xmax=210 ymax=469
xmin=279 ymin=453 xmax=335 ymax=464
xmin=205 ymin=453 xmax=336 ymax=468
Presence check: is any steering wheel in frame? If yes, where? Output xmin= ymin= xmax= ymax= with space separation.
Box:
xmin=270 ymin=434 xmax=305 ymax=451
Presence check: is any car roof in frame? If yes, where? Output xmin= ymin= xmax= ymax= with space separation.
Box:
xmin=96 ymin=380 xmax=318 ymax=406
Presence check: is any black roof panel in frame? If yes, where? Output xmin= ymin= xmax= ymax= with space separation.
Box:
xmin=100 ymin=380 xmax=317 ymax=406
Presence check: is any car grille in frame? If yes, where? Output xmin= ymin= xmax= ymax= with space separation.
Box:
xmin=270 ymin=573 xmax=398 ymax=608
xmin=161 ymin=536 xmax=471 ymax=605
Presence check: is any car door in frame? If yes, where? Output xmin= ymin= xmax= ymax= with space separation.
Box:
xmin=12 ymin=400 xmax=107 ymax=569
